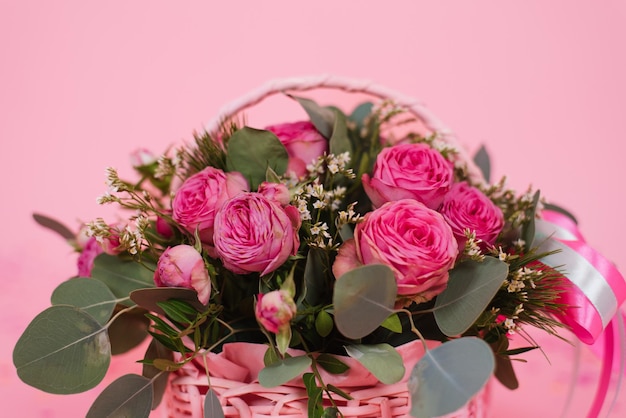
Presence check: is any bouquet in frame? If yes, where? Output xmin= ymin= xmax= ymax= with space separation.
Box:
xmin=13 ymin=76 xmax=626 ymax=418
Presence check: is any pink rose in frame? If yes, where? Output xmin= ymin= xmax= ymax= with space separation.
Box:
xmin=362 ymin=143 xmax=454 ymax=210
xmin=77 ymin=237 xmax=104 ymax=277
xmin=257 ymin=181 xmax=291 ymax=206
xmin=213 ymin=193 xmax=301 ymax=276
xmin=439 ymin=181 xmax=504 ymax=249
xmin=265 ymin=121 xmax=328 ymax=178
xmin=333 ymin=199 xmax=458 ymax=302
xmin=172 ymin=167 xmax=248 ymax=252
xmin=255 ymin=290 xmax=297 ymax=334
xmin=154 ymin=245 xmax=211 ymax=305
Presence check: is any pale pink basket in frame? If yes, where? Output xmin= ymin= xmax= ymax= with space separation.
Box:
xmin=164 ymin=75 xmax=489 ymax=418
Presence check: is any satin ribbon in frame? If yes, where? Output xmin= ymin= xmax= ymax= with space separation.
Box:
xmin=533 ymin=210 xmax=626 ymax=417
xmin=533 ymin=210 xmax=626 ymax=345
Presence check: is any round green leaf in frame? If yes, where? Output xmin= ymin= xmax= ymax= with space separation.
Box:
xmin=86 ymin=374 xmax=153 ymax=418
xmin=434 ymin=258 xmax=508 ymax=336
xmin=333 ymin=264 xmax=397 ymax=339
xmin=90 ymin=254 xmax=155 ymax=305
xmin=409 ymin=337 xmax=494 ymax=418
xmin=51 ymin=277 xmax=117 ymax=326
xmin=344 ymin=343 xmax=405 ymax=385
xmin=107 ymin=308 xmax=150 ymax=355
xmin=225 ymin=127 xmax=289 ymax=190
xmin=13 ymin=305 xmax=111 ymax=394
xmin=258 ymin=355 xmax=312 ymax=388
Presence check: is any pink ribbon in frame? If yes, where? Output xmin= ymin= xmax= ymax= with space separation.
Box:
xmin=535 ymin=210 xmax=626 ymax=417
xmin=535 ymin=210 xmax=626 ymax=345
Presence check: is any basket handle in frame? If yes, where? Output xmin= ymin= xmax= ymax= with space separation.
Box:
xmin=205 ymin=74 xmax=480 ymax=179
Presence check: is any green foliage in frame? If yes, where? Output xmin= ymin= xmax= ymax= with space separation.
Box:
xmin=473 ymin=145 xmax=491 ymax=183
xmin=90 ymin=254 xmax=155 ymax=305
xmin=51 ymin=277 xmax=117 ymax=326
xmin=142 ymin=339 xmax=173 ymax=409
xmin=333 ymin=264 xmax=397 ymax=339
xmin=344 ymin=344 xmax=405 ymax=385
xmin=258 ymin=355 xmax=312 ymax=388
xmin=409 ymin=338 xmax=495 ymax=418
xmin=204 ymin=389 xmax=225 ymax=418
xmin=32 ymin=213 xmax=76 ymax=242
xmin=225 ymin=127 xmax=289 ymax=190
xmin=108 ymin=308 xmax=150 ymax=355
xmin=13 ymin=305 xmax=111 ymax=394
xmin=86 ymin=374 xmax=153 ymax=418
xmin=434 ymin=257 xmax=509 ymax=336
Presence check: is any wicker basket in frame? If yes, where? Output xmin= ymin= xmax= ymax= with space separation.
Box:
xmin=166 ymin=341 xmax=490 ymax=418
xmin=163 ymin=75 xmax=489 ymax=418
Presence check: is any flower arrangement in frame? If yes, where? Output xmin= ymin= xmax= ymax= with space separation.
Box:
xmin=13 ymin=77 xmax=626 ymax=418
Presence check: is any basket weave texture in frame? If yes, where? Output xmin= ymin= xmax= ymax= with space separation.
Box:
xmin=165 ymin=341 xmax=490 ymax=418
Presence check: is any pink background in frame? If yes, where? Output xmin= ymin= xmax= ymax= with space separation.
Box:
xmin=1 ymin=1 xmax=625 ymax=416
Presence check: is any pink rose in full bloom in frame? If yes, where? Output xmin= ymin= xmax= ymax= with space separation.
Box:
xmin=154 ymin=245 xmax=211 ymax=305
xmin=77 ymin=237 xmax=104 ymax=277
xmin=257 ymin=181 xmax=291 ymax=207
xmin=333 ymin=199 xmax=458 ymax=303
xmin=172 ymin=167 xmax=249 ymax=252
xmin=362 ymin=143 xmax=454 ymax=210
xmin=255 ymin=290 xmax=297 ymax=334
xmin=265 ymin=121 xmax=328 ymax=178
xmin=213 ymin=193 xmax=301 ymax=276
xmin=439 ymin=181 xmax=504 ymax=250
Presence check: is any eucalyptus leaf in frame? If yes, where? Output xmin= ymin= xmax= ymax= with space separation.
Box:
xmin=51 ymin=277 xmax=117 ymax=326
xmin=142 ymin=339 xmax=173 ymax=409
xmin=349 ymin=102 xmax=374 ymax=131
xmin=472 ymin=145 xmax=491 ymax=183
xmin=108 ymin=308 xmax=150 ymax=355
xmin=409 ymin=337 xmax=494 ymax=418
xmin=130 ymin=287 xmax=208 ymax=316
xmin=258 ymin=355 xmax=312 ymax=388
xmin=86 ymin=374 xmax=153 ymax=418
xmin=33 ymin=212 xmax=76 ymax=241
xmin=225 ymin=127 xmax=289 ymax=190
xmin=288 ymin=94 xmax=335 ymax=138
xmin=434 ymin=258 xmax=508 ymax=336
xmin=344 ymin=343 xmax=405 ymax=385
xmin=13 ymin=305 xmax=111 ymax=394
xmin=333 ymin=264 xmax=397 ymax=339
xmin=91 ymin=254 xmax=155 ymax=305
xmin=328 ymin=109 xmax=353 ymax=158
xmin=204 ymin=389 xmax=225 ymax=418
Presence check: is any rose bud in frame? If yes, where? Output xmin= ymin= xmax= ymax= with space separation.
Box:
xmin=76 ymin=237 xmax=104 ymax=277
xmin=255 ymin=290 xmax=297 ymax=334
xmin=154 ymin=245 xmax=211 ymax=305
